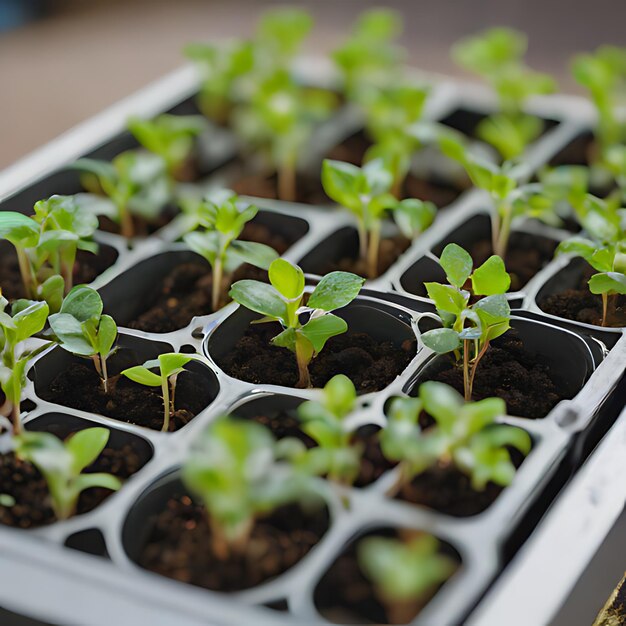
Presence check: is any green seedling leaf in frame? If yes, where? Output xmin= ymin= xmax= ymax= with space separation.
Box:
xmin=120 ymin=366 xmax=162 ymax=387
xmin=421 ymin=328 xmax=462 ymax=353
xmin=269 ymin=258 xmax=305 ymax=300
xmin=229 ymin=280 xmax=287 ymax=320
xmin=301 ymin=314 xmax=347 ymax=353
xmin=471 ymin=255 xmax=511 ymax=295
xmin=439 ymin=243 xmax=473 ymax=289
xmin=307 ymin=272 xmax=365 ymax=311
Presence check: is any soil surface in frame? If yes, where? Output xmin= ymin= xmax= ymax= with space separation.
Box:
xmin=128 ymin=222 xmax=292 ymax=333
xmin=0 ymin=427 xmax=145 ymax=528
xmin=40 ymin=362 xmax=213 ymax=431
xmin=138 ymin=495 xmax=329 ymax=592
xmin=97 ymin=206 xmax=179 ymax=237
xmin=326 ymin=130 xmax=466 ymax=208
xmin=0 ymin=245 xmax=118 ymax=301
xmin=312 ymin=234 xmax=411 ymax=278
xmin=421 ymin=332 xmax=567 ymax=419
xmin=315 ymin=529 xmax=456 ymax=625
xmin=216 ymin=324 xmax=415 ymax=392
xmin=540 ymin=265 xmax=626 ymax=327
xmin=231 ymin=171 xmax=328 ymax=205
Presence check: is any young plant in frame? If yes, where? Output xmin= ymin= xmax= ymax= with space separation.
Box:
xmin=0 ymin=295 xmax=50 ymax=433
xmin=184 ymin=39 xmax=255 ymax=124
xmin=332 ymin=8 xmax=405 ymax=103
xmin=0 ymin=195 xmax=99 ymax=301
xmin=294 ymin=374 xmax=361 ymax=486
xmin=361 ymin=83 xmax=431 ymax=197
xmin=358 ymin=533 xmax=456 ymax=623
xmin=381 ymin=381 xmax=531 ymax=494
xmin=229 ymin=259 xmax=364 ymax=388
xmin=127 ymin=114 xmax=207 ymax=180
xmin=14 ymin=427 xmax=121 ymax=520
xmin=121 ymin=353 xmax=197 ymax=432
xmin=48 ymin=286 xmax=117 ymax=393
xmin=181 ymin=417 xmax=314 ymax=559
xmin=322 ymin=158 xmax=436 ymax=278
xmin=439 ymin=130 xmax=558 ymax=257
xmin=233 ymin=70 xmax=336 ymax=201
xmin=452 ymin=27 xmax=556 ymax=160
xmin=181 ymin=193 xmax=278 ymax=311
xmin=72 ymin=150 xmax=170 ymax=238
xmin=420 ymin=243 xmax=512 ymax=400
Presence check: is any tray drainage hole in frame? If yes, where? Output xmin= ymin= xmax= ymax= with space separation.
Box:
xmin=180 ymin=344 xmax=196 ymax=354
xmin=191 ymin=326 xmax=204 ymax=339
xmin=555 ymin=406 xmax=579 ymax=428
xmin=64 ymin=528 xmax=109 ymax=558
xmin=262 ymin=599 xmax=289 ymax=612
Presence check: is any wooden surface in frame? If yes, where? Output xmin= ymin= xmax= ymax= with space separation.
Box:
xmin=1 ymin=0 xmax=625 ymax=170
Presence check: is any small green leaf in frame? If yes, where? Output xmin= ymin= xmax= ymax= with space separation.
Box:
xmin=300 ymin=314 xmax=348 ymax=353
xmin=439 ymin=244 xmax=473 ymax=289
xmin=159 ymin=353 xmax=195 ymax=378
xmin=471 ymin=256 xmax=511 ymax=295
xmin=229 ymin=240 xmax=278 ymax=270
xmin=121 ymin=366 xmax=162 ymax=387
xmin=230 ymin=280 xmax=288 ymax=321
xmin=0 ymin=212 xmax=39 ymax=247
xmin=96 ymin=315 xmax=117 ymax=358
xmin=425 ymin=282 xmax=468 ymax=314
xmin=271 ymin=326 xmax=297 ymax=351
xmin=66 ymin=427 xmax=110 ymax=473
xmin=589 ymin=272 xmax=626 ymax=295
xmin=60 ymin=285 xmax=103 ymax=322
xmin=13 ymin=300 xmax=49 ymax=342
xmin=394 ymin=198 xmax=436 ymax=239
xmin=307 ymin=272 xmax=364 ymax=311
xmin=421 ymin=328 xmax=462 ymax=353
xmin=268 ymin=258 xmax=305 ymax=300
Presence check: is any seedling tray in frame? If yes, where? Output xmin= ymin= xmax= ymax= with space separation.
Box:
xmin=0 ymin=59 xmax=625 ymax=626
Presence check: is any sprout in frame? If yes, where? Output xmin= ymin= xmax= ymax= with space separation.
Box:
xmin=294 ymin=374 xmax=361 ymax=486
xmin=121 ymin=353 xmax=197 ymax=432
xmin=127 ymin=114 xmax=207 ymax=180
xmin=452 ymin=27 xmax=556 ymax=160
xmin=229 ymin=259 xmax=364 ymax=388
xmin=181 ymin=417 xmax=313 ymax=559
xmin=184 ymin=39 xmax=255 ymax=125
xmin=420 ymin=243 xmax=512 ymax=401
xmin=14 ymin=427 xmax=121 ymax=520
xmin=333 ymin=8 xmax=405 ymax=103
xmin=49 ymin=286 xmax=117 ymax=394
xmin=358 ymin=533 xmax=456 ymax=623
xmin=382 ymin=382 xmax=531 ymax=494
xmin=233 ymin=70 xmax=336 ymax=201
xmin=439 ymin=130 xmax=558 ymax=257
xmin=181 ymin=192 xmax=278 ymax=311
xmin=0 ymin=195 xmax=99 ymax=301
xmin=72 ymin=150 xmax=170 ymax=239
xmin=0 ymin=294 xmax=50 ymax=433
xmin=322 ymin=158 xmax=436 ymax=278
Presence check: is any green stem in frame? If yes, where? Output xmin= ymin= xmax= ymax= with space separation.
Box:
xmin=16 ymin=248 xmax=34 ymax=298
xmin=212 ymin=257 xmax=224 ymax=312
xmin=100 ymin=354 xmax=109 ymax=394
xmin=120 ymin=205 xmax=134 ymax=239
xmin=161 ymin=375 xmax=171 ymax=432
xmin=366 ymin=221 xmax=381 ymax=279
xmin=463 ymin=339 xmax=471 ymax=401
xmin=468 ymin=340 xmax=490 ymax=401
xmin=295 ymin=336 xmax=312 ymax=389
xmin=11 ymin=401 xmax=21 ymax=436
xmin=494 ymin=204 xmax=513 ymax=259
xmin=278 ymin=160 xmax=296 ymax=202
xmin=357 ymin=218 xmax=368 ymax=263
xmin=601 ymin=292 xmax=608 ymax=327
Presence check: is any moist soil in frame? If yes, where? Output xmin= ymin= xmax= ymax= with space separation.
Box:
xmin=97 ymin=206 xmax=179 ymax=237
xmin=138 ymin=495 xmax=329 ymax=592
xmin=231 ymin=171 xmax=329 ymax=205
xmin=540 ymin=265 xmax=626 ymax=327
xmin=0 ymin=428 xmax=145 ymax=529
xmin=129 ymin=222 xmax=292 ymax=333
xmin=421 ymin=332 xmax=566 ymax=419
xmin=40 ymin=363 xmax=213 ymax=431
xmin=469 ymin=237 xmax=557 ymax=292
xmin=326 ymin=130 xmax=466 ymax=208
xmin=217 ymin=323 xmax=415 ymax=393
xmin=315 ymin=529 xmax=456 ymax=625
xmin=0 ymin=245 xmax=119 ymax=301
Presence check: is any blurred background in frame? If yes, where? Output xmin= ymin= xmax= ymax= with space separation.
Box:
xmin=1 ymin=0 xmax=625 ymax=170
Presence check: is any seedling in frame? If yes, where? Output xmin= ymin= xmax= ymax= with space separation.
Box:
xmin=381 ymin=382 xmax=531 ymax=494
xmin=233 ymin=70 xmax=336 ymax=201
xmin=420 ymin=243 xmax=512 ymax=400
xmin=184 ymin=39 xmax=255 ymax=124
xmin=333 ymin=8 xmax=405 ymax=103
xmin=294 ymin=374 xmax=361 ymax=486
xmin=322 ymin=158 xmax=436 ymax=278
xmin=181 ymin=417 xmax=314 ymax=559
xmin=14 ymin=427 xmax=121 ymax=520
xmin=127 ymin=114 xmax=207 ymax=180
xmin=452 ymin=27 xmax=556 ymax=160
xmin=0 ymin=294 xmax=50 ymax=433
xmin=72 ymin=150 xmax=170 ymax=238
xmin=361 ymin=83 xmax=431 ymax=197
xmin=229 ymin=259 xmax=364 ymax=388
xmin=0 ymin=195 xmax=99 ymax=301
xmin=182 ymin=193 xmax=278 ymax=311
xmin=121 ymin=353 xmax=197 ymax=432
xmin=49 ymin=286 xmax=117 ymax=393
xmin=439 ymin=130 xmax=558 ymax=257
xmin=358 ymin=533 xmax=456 ymax=623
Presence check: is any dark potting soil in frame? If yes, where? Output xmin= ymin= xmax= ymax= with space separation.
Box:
xmin=0 ymin=432 xmax=144 ymax=529
xmin=40 ymin=363 xmax=212 ymax=431
xmin=0 ymin=245 xmax=119 ymax=301
xmin=315 ymin=529 xmax=456 ymax=625
xmin=422 ymin=332 xmax=566 ymax=419
xmin=97 ymin=206 xmax=179 ymax=237
xmin=138 ymin=495 xmax=329 ymax=592
xmin=325 ymin=130 xmax=466 ymax=208
xmin=217 ymin=324 xmax=415 ymax=393
xmin=128 ymin=222 xmax=292 ymax=333
xmin=540 ymin=265 xmax=626 ymax=327
xmin=231 ymin=171 xmax=329 ymax=205
xmin=469 ymin=237 xmax=557 ymax=292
